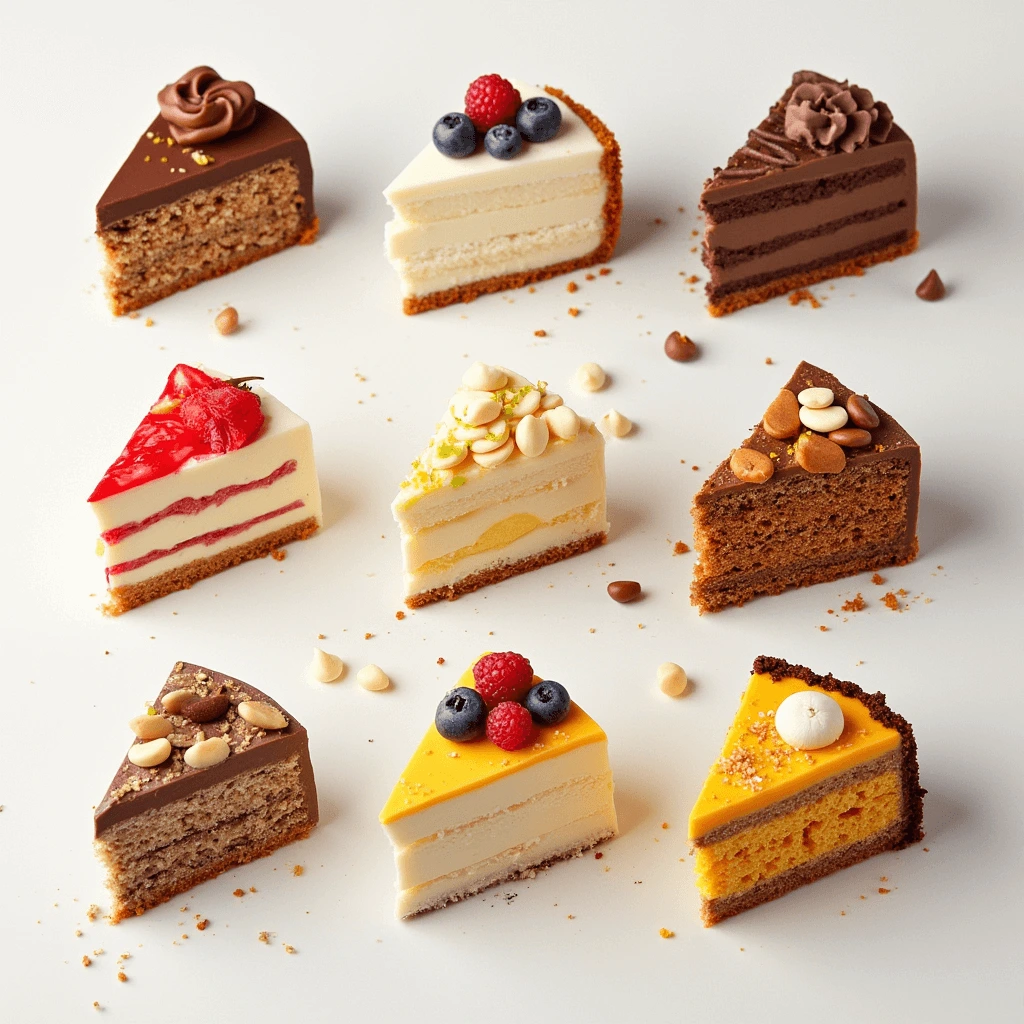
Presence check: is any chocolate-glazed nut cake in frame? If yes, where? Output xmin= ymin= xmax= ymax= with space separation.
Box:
xmin=97 ymin=67 xmax=318 ymax=315
xmin=690 ymin=361 xmax=920 ymax=613
xmin=700 ymin=71 xmax=918 ymax=317
xmin=95 ymin=662 xmax=318 ymax=921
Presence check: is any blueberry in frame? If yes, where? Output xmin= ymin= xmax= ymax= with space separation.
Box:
xmin=484 ymin=123 xmax=522 ymax=160
xmin=524 ymin=681 xmax=571 ymax=726
xmin=435 ymin=687 xmax=488 ymax=741
xmin=432 ymin=113 xmax=476 ymax=158
xmin=516 ymin=97 xmax=562 ymax=143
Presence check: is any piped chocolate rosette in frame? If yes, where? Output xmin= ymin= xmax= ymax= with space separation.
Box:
xmin=157 ymin=66 xmax=257 ymax=145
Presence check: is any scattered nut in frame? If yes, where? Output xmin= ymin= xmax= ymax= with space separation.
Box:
xmin=238 ymin=701 xmax=288 ymax=730
xmin=657 ymin=662 xmax=688 ymax=697
xmin=775 ymin=690 xmax=844 ymax=749
xmin=543 ymin=405 xmax=581 ymax=440
xmin=214 ymin=307 xmax=239 ymax=335
xmin=181 ymin=694 xmax=231 ymax=723
xmin=128 ymin=714 xmax=173 ymax=741
xmin=161 ymin=689 xmax=197 ymax=714
xmin=472 ymin=436 xmax=515 ymax=469
xmin=762 ymin=389 xmax=801 ymax=439
xmin=607 ymin=581 xmax=642 ymax=603
xmin=539 ymin=392 xmax=563 ymax=411
xmin=184 ymin=736 xmax=230 ymax=770
xmin=461 ymin=361 xmax=507 ymax=391
xmin=575 ymin=362 xmax=606 ymax=392
xmin=598 ymin=409 xmax=632 ymax=438
xmin=309 ymin=648 xmax=345 ymax=683
xmin=846 ymin=394 xmax=880 ymax=429
xmin=729 ymin=448 xmax=774 ymax=484
xmin=357 ymin=664 xmax=391 ymax=691
xmin=515 ymin=413 xmax=549 ymax=457
xmin=663 ymin=331 xmax=698 ymax=362
xmin=828 ymin=427 xmax=873 ymax=447
xmin=128 ymin=738 xmax=172 ymax=768
xmin=797 ymin=387 xmax=834 ymax=409
xmin=799 ymin=404 xmax=848 ymax=433
xmin=795 ymin=433 xmax=847 ymax=474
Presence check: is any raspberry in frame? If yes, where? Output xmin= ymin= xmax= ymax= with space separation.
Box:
xmin=180 ymin=384 xmax=263 ymax=454
xmin=473 ymin=652 xmax=534 ymax=706
xmin=486 ymin=702 xmax=534 ymax=751
xmin=464 ymin=75 xmax=521 ymax=131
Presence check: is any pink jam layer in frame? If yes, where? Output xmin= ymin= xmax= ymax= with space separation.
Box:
xmin=101 ymin=461 xmax=298 ymax=546
xmin=106 ymin=500 xmax=305 ymax=580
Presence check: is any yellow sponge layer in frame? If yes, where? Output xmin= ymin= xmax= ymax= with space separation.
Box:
xmin=694 ymin=771 xmax=901 ymax=900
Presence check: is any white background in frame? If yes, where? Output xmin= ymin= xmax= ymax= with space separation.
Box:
xmin=2 ymin=0 xmax=1022 ymax=1020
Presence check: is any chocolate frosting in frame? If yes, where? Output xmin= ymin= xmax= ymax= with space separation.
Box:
xmin=157 ymin=66 xmax=256 ymax=144
xmin=785 ymin=73 xmax=893 ymax=154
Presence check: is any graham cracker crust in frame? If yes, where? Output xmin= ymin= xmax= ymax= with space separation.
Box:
xmin=405 ymin=530 xmax=606 ymax=608
xmin=104 ymin=217 xmax=319 ymax=317
xmin=103 ymin=515 xmax=320 ymax=615
xmin=101 ymin=821 xmax=315 ymax=923
xmin=706 ymin=231 xmax=918 ymax=317
xmin=402 ymin=87 xmax=622 ymax=315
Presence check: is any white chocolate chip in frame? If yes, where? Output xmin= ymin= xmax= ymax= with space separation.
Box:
xmin=540 ymin=392 xmax=564 ymax=411
xmin=457 ymin=393 xmax=503 ymax=428
xmin=797 ymin=387 xmax=834 ymax=409
xmin=657 ymin=662 xmax=688 ymax=697
xmin=598 ymin=409 xmax=632 ymax=438
xmin=575 ymin=362 xmax=606 ymax=392
xmin=184 ymin=736 xmax=230 ymax=769
xmin=469 ymin=418 xmax=510 ymax=453
xmin=461 ymin=362 xmax=508 ymax=392
xmin=356 ymin=664 xmax=390 ymax=691
xmin=513 ymin=389 xmax=542 ymax=417
xmin=128 ymin=714 xmax=173 ymax=741
xmin=515 ymin=414 xmax=549 ymax=457
xmin=774 ymin=691 xmax=845 ymax=750
xmin=544 ymin=405 xmax=581 ymax=440
xmin=127 ymin=737 xmax=172 ymax=768
xmin=309 ymin=648 xmax=345 ymax=683
xmin=799 ymin=405 xmax=848 ymax=433
xmin=238 ymin=701 xmax=288 ymax=730
xmin=161 ymin=689 xmax=196 ymax=714
xmin=472 ymin=436 xmax=514 ymax=468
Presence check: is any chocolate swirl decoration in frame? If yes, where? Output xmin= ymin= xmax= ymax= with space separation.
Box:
xmin=784 ymin=76 xmax=893 ymax=155
xmin=157 ymin=67 xmax=256 ymax=145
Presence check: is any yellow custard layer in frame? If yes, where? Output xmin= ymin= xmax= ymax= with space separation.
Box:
xmin=689 ymin=673 xmax=901 ymax=840
xmin=380 ymin=658 xmax=607 ymax=826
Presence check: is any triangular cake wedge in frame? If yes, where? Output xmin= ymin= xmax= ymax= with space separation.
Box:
xmin=384 ymin=79 xmax=621 ymax=314
xmin=691 ymin=361 xmax=919 ymax=613
xmin=95 ymin=661 xmax=319 ymax=922
xmin=700 ymin=70 xmax=917 ymax=316
xmin=97 ymin=66 xmax=317 ymax=315
xmin=689 ymin=656 xmax=924 ymax=926
xmin=380 ymin=654 xmax=617 ymax=918
xmin=392 ymin=362 xmax=608 ymax=608
xmin=88 ymin=364 xmax=322 ymax=615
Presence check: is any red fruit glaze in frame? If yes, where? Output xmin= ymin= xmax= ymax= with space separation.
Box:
xmin=486 ymin=702 xmax=534 ymax=751
xmin=88 ymin=365 xmax=265 ymax=502
xmin=473 ymin=652 xmax=534 ymax=706
xmin=464 ymin=75 xmax=521 ymax=131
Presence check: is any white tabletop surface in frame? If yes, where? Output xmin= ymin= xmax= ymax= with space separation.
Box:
xmin=2 ymin=0 xmax=1022 ymax=1020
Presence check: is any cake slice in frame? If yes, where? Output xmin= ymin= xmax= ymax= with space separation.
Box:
xmin=689 ymin=656 xmax=924 ymax=925
xmin=89 ymin=364 xmax=322 ymax=614
xmin=690 ymin=361 xmax=919 ymax=613
xmin=384 ymin=75 xmax=621 ymax=313
xmin=700 ymin=70 xmax=917 ymax=316
xmin=95 ymin=661 xmax=319 ymax=921
xmin=392 ymin=361 xmax=607 ymax=607
xmin=97 ymin=66 xmax=317 ymax=315
xmin=380 ymin=651 xmax=617 ymax=917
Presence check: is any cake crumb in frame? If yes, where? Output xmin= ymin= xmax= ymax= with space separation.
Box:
xmin=82 ymin=956 xmax=92 ymax=968
xmin=878 ymin=887 xmax=891 ymax=895
xmin=659 ymin=928 xmax=675 ymax=939
xmin=233 ymin=889 xmax=245 ymax=898
xmin=599 ymin=268 xmax=612 ymax=276
xmin=765 ymin=357 xmax=773 ymax=365
xmin=283 ymin=943 xmax=297 ymax=954
xmin=86 ymin=904 xmax=101 ymax=922
xmin=196 ymin=919 xmax=209 ymax=931
xmin=788 ymin=289 xmax=821 ymax=309
xmin=436 ymin=657 xmax=445 ymax=665
xmin=258 ymin=931 xmax=271 ymax=943
xmin=842 ymin=594 xmax=866 ymax=612
xmin=567 ymin=281 xmax=578 ymax=293
xmin=881 ymin=592 xmax=901 ymax=611
xmin=534 ymin=329 xmax=547 ymax=337
xmin=673 ymin=541 xmax=689 ymax=555
xmin=595 ymin=852 xmax=603 ymax=859
xmin=395 ymin=610 xmax=405 ymax=620
xmin=293 ymin=865 xmax=304 ymax=877
xmin=568 ymin=307 xmax=580 ymax=317
xmin=585 ymin=273 xmax=595 ymax=280
xmin=317 ymin=633 xmax=325 ymax=639
xmin=364 ymin=632 xmax=373 ymax=639
xmin=270 ymin=549 xmax=286 ymax=562
xmin=144 ymin=317 xmax=155 ymax=327
xmin=117 ymin=972 xmax=127 ymax=983
xmin=871 ymin=572 xmax=886 ymax=585
xmin=820 ymin=620 xmax=830 ymax=629
xmin=661 ymin=822 xmax=670 ymax=830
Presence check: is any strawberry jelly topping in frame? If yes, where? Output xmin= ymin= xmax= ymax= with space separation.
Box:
xmin=88 ymin=365 xmax=265 ymax=503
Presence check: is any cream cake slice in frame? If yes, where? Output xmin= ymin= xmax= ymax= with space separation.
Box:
xmin=380 ymin=652 xmax=617 ymax=918
xmin=384 ymin=77 xmax=621 ymax=314
xmin=89 ymin=364 xmax=322 ymax=614
xmin=392 ymin=361 xmax=608 ymax=608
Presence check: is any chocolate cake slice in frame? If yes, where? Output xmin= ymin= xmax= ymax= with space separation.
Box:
xmin=97 ymin=67 xmax=318 ymax=315
xmin=95 ymin=662 xmax=318 ymax=921
xmin=691 ymin=361 xmax=920 ymax=613
xmin=700 ymin=71 xmax=917 ymax=316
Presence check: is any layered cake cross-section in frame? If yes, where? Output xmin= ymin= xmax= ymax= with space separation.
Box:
xmin=384 ymin=75 xmax=621 ymax=313
xmin=97 ymin=66 xmax=317 ymax=315
xmin=89 ymin=364 xmax=322 ymax=614
xmin=689 ymin=656 xmax=924 ymax=925
xmin=380 ymin=651 xmax=617 ymax=917
xmin=690 ymin=361 xmax=919 ymax=613
xmin=95 ymin=661 xmax=319 ymax=921
xmin=392 ymin=361 xmax=608 ymax=607
xmin=700 ymin=70 xmax=918 ymax=316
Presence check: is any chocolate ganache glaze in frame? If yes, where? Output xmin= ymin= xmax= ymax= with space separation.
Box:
xmin=157 ymin=66 xmax=257 ymax=144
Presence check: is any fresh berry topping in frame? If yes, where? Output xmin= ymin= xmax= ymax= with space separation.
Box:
xmin=464 ymin=75 xmax=521 ymax=131
xmin=524 ymin=680 xmax=571 ymax=726
xmin=179 ymin=384 xmax=263 ymax=454
xmin=432 ymin=112 xmax=477 ymax=158
xmin=516 ymin=96 xmax=561 ymax=142
xmin=473 ymin=652 xmax=534 ymax=706
xmin=484 ymin=123 xmax=522 ymax=160
xmin=486 ymin=701 xmax=534 ymax=751
xmin=435 ymin=687 xmax=488 ymax=741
